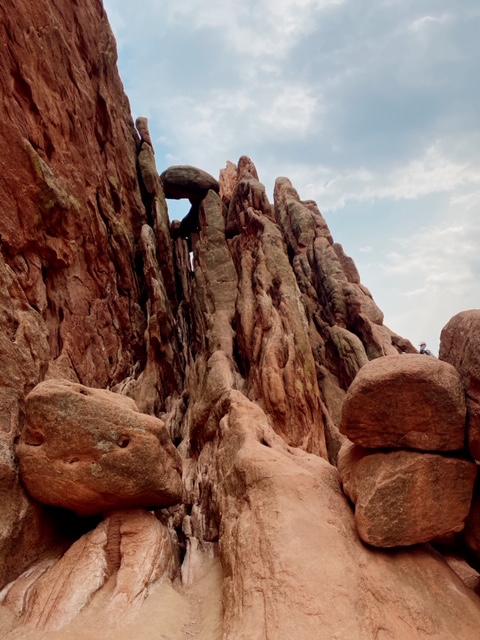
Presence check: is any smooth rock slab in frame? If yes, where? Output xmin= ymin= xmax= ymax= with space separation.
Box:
xmin=440 ymin=309 xmax=480 ymax=459
xmin=339 ymin=354 xmax=466 ymax=451
xmin=0 ymin=509 xmax=175 ymax=632
xmin=338 ymin=441 xmax=477 ymax=547
xmin=17 ymin=379 xmax=183 ymax=516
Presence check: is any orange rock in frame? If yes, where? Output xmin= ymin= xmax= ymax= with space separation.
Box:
xmin=17 ymin=380 xmax=183 ymax=516
xmin=340 ymin=354 xmax=466 ymax=450
xmin=208 ymin=394 xmax=480 ymax=638
xmin=465 ymin=473 xmax=480 ymax=560
xmin=1 ymin=509 xmax=175 ymax=632
xmin=338 ymin=441 xmax=476 ymax=547
xmin=440 ymin=309 xmax=480 ymax=460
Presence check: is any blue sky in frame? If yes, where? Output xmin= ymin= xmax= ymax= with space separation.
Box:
xmin=103 ymin=0 xmax=480 ymax=354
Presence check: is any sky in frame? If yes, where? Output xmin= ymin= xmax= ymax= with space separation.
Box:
xmin=103 ymin=0 xmax=480 ymax=355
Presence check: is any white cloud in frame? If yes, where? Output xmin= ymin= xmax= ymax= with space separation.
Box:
xmin=153 ymin=83 xmax=322 ymax=171
xmin=409 ymin=13 xmax=451 ymax=32
xmin=103 ymin=0 xmax=480 ymax=357
xmin=163 ymin=0 xmax=346 ymax=58
xmin=273 ymin=145 xmax=480 ymax=212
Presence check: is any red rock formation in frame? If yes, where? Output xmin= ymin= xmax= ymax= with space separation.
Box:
xmin=1 ymin=0 xmax=480 ymax=638
xmin=0 ymin=0 xmax=160 ymax=587
xmin=340 ymin=354 xmax=466 ymax=450
xmin=17 ymin=380 xmax=183 ymax=515
xmin=339 ymin=441 xmax=476 ymax=547
xmin=0 ymin=509 xmax=176 ymax=631
xmin=440 ymin=310 xmax=480 ymax=459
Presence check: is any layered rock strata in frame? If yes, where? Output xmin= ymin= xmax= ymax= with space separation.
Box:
xmin=0 ymin=509 xmax=176 ymax=632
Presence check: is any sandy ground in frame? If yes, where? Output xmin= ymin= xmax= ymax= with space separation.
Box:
xmin=0 ymin=557 xmax=224 ymax=640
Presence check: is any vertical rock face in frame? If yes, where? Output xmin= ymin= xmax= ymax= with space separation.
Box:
xmin=0 ymin=0 xmax=176 ymax=586
xmin=1 ymin=1 xmax=480 ymax=639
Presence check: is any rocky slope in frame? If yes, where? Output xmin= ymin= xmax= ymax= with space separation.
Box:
xmin=1 ymin=1 xmax=479 ymax=638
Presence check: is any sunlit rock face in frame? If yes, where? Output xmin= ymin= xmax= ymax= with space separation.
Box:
xmin=2 ymin=0 xmax=480 ymax=637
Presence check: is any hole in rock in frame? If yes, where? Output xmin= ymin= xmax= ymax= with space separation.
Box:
xmin=167 ymin=199 xmax=190 ymax=224
xmin=45 ymin=506 xmax=102 ymax=547
xmin=78 ymin=388 xmax=89 ymax=395
xmin=68 ymin=457 xmax=80 ymax=464
xmin=25 ymin=430 xmax=45 ymax=447
xmin=260 ymin=438 xmax=271 ymax=448
xmin=118 ymin=436 xmax=130 ymax=448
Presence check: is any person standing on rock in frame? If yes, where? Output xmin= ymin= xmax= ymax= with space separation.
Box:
xmin=419 ymin=342 xmax=433 ymax=356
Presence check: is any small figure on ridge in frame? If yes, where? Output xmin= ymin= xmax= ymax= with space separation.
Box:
xmin=419 ymin=342 xmax=433 ymax=356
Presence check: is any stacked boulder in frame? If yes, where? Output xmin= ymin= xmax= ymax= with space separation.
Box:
xmin=1 ymin=379 xmax=183 ymax=632
xmin=337 ymin=354 xmax=477 ymax=547
xmin=440 ymin=310 xmax=480 ymax=562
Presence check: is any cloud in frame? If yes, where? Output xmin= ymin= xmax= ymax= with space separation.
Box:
xmin=163 ymin=0 xmax=346 ymax=58
xmin=409 ymin=13 xmax=451 ymax=32
xmin=271 ymin=144 xmax=480 ymax=212
xmin=102 ymin=0 xmax=480 ymax=356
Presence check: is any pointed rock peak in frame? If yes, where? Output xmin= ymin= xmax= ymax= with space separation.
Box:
xmin=237 ymin=155 xmax=259 ymax=181
xmin=219 ymin=156 xmax=260 ymax=208
xmin=135 ymin=116 xmax=153 ymax=149
xmin=219 ymin=160 xmax=238 ymax=207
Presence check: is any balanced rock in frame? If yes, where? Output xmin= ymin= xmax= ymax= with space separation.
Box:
xmin=160 ymin=165 xmax=219 ymax=201
xmin=338 ymin=441 xmax=477 ymax=547
xmin=440 ymin=309 xmax=480 ymax=459
xmin=16 ymin=379 xmax=183 ymax=516
xmin=340 ymin=354 xmax=466 ymax=450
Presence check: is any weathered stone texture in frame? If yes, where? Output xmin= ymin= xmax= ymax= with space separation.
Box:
xmin=440 ymin=309 xmax=480 ymax=459
xmin=17 ymin=380 xmax=183 ymax=516
xmin=1 ymin=1 xmax=480 ymax=637
xmin=340 ymin=354 xmax=466 ymax=450
xmin=0 ymin=509 xmax=176 ymax=631
xmin=339 ymin=442 xmax=476 ymax=547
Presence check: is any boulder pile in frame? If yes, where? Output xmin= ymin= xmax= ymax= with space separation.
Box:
xmin=338 ymin=354 xmax=477 ymax=547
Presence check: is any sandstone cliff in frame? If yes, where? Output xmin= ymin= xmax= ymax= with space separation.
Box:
xmin=1 ymin=2 xmax=479 ymax=639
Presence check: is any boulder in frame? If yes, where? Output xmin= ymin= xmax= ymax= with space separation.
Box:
xmin=338 ymin=441 xmax=476 ymax=547
xmin=160 ymin=165 xmax=219 ymax=201
xmin=440 ymin=310 xmax=480 ymax=459
xmin=340 ymin=354 xmax=466 ymax=451
xmin=465 ymin=472 xmax=480 ymax=560
xmin=16 ymin=380 xmax=183 ymax=516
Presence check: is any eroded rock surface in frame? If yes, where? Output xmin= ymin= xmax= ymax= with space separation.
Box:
xmin=339 ymin=441 xmax=476 ymax=547
xmin=1 ymin=0 xmax=480 ymax=638
xmin=0 ymin=509 xmax=176 ymax=632
xmin=17 ymin=380 xmax=183 ymax=516
xmin=340 ymin=354 xmax=466 ymax=450
xmin=440 ymin=310 xmax=480 ymax=460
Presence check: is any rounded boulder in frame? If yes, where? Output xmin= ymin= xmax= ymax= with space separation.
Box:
xmin=16 ymin=379 xmax=183 ymax=516
xmin=339 ymin=354 xmax=466 ymax=451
